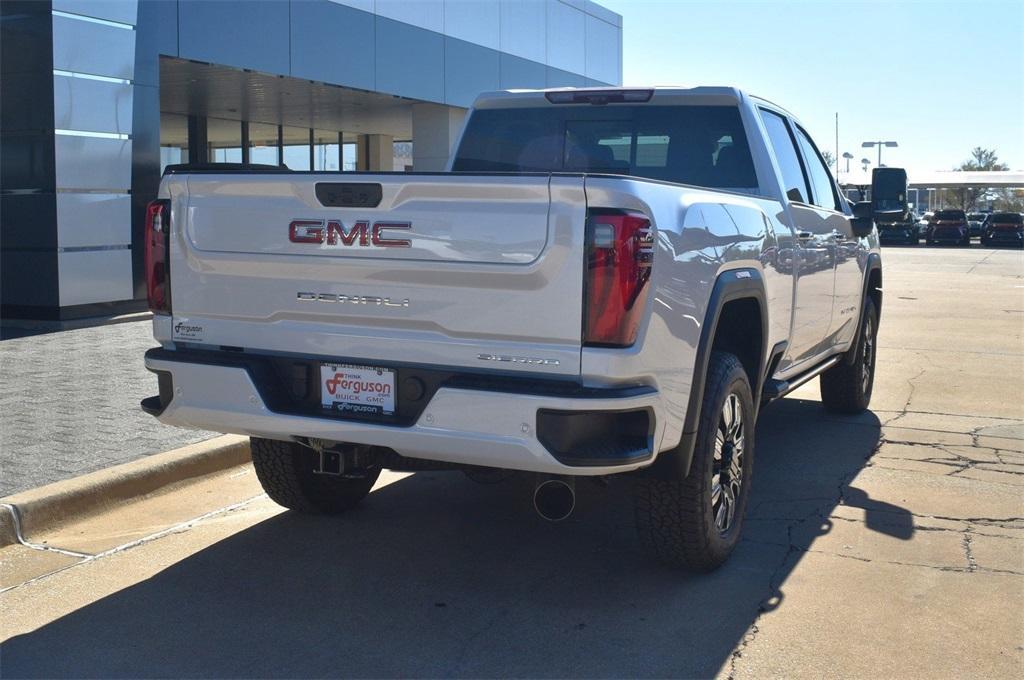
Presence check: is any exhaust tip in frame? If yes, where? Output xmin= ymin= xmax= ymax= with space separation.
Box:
xmin=533 ymin=478 xmax=575 ymax=522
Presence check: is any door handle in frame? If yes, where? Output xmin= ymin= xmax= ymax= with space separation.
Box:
xmin=797 ymin=231 xmax=813 ymax=240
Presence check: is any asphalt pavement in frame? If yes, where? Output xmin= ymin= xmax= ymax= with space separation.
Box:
xmin=1 ymin=245 xmax=1022 ymax=678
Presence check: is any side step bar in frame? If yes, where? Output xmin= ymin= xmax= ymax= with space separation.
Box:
xmin=762 ymin=355 xmax=842 ymax=403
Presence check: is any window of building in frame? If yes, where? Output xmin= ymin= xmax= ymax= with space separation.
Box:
xmin=249 ymin=123 xmax=280 ymax=166
xmin=393 ymin=141 xmax=413 ymax=171
xmin=159 ymin=113 xmax=188 ymax=172
xmin=342 ymin=142 xmax=358 ymax=171
xmin=282 ymin=126 xmax=311 ymax=171
xmin=313 ymin=130 xmax=341 ymax=171
xmin=207 ymin=117 xmax=242 ymax=163
xmin=759 ymin=109 xmax=810 ymax=204
xmin=794 ymin=125 xmax=840 ymax=211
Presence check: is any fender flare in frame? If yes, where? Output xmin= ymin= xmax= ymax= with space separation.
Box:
xmin=845 ymin=253 xmax=883 ymax=366
xmin=649 ymin=267 xmax=769 ymax=480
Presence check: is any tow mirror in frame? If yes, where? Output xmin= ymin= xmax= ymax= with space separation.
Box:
xmin=871 ymin=167 xmax=909 ymax=221
xmin=851 ymin=201 xmax=874 ymax=238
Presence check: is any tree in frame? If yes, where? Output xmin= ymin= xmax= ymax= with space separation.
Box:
xmin=821 ymin=150 xmax=836 ymax=173
xmin=945 ymin=147 xmax=1010 ymax=211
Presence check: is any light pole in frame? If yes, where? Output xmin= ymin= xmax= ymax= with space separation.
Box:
xmin=842 ymin=152 xmax=854 ymax=173
xmin=861 ymin=158 xmax=871 ymax=173
xmin=861 ymin=140 xmax=898 ymax=167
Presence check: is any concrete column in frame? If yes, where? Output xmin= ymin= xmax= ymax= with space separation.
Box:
xmin=412 ymin=104 xmax=468 ymax=171
xmin=366 ymin=134 xmax=394 ymax=172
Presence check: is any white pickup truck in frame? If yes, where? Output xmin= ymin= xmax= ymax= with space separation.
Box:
xmin=142 ymin=87 xmax=886 ymax=571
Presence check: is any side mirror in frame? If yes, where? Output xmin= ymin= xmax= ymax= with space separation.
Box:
xmin=851 ymin=201 xmax=874 ymax=238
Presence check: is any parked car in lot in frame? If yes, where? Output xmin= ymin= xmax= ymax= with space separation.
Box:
xmin=878 ymin=210 xmax=920 ymax=245
xmin=926 ymin=209 xmax=971 ymax=246
xmin=141 ymin=86 xmax=885 ymax=572
xmin=981 ymin=212 xmax=1024 ymax=247
xmin=967 ymin=212 xmax=988 ymax=237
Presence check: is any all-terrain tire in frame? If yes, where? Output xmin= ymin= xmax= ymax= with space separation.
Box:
xmin=819 ymin=297 xmax=878 ymax=414
xmin=634 ymin=351 xmax=755 ymax=572
xmin=250 ymin=437 xmax=380 ymax=514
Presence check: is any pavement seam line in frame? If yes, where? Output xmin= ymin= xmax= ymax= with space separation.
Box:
xmin=0 ymin=494 xmax=267 ymax=594
xmin=0 ymin=503 xmax=92 ymax=559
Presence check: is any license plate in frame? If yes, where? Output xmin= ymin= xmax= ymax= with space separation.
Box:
xmin=320 ymin=363 xmax=396 ymax=416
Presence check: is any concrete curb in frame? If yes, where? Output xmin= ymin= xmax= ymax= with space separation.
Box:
xmin=0 ymin=435 xmax=251 ymax=548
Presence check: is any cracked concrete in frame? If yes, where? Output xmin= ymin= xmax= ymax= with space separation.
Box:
xmin=0 ymin=246 xmax=1021 ymax=678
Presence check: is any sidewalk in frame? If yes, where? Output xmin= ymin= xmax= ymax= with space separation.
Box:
xmin=0 ymin=321 xmax=216 ymax=497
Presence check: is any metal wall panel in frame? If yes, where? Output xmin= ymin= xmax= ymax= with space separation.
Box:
xmin=52 ymin=14 xmax=136 ymax=79
xmin=444 ymin=38 xmax=499 ymax=108
xmin=327 ymin=0 xmax=373 ymax=12
xmin=291 ymin=0 xmax=375 ymax=91
xmin=375 ymin=17 xmax=443 ymax=104
xmin=150 ymin=0 xmax=178 ymax=58
xmin=374 ymin=0 xmax=444 ymax=34
xmin=53 ymin=75 xmax=133 ymax=135
xmin=584 ymin=14 xmax=619 ymax=85
xmin=58 ymin=249 xmax=134 ymax=305
xmin=178 ymin=0 xmax=289 ymax=75
xmin=56 ymin=193 xmax=132 ymax=248
xmin=53 ymin=0 xmax=138 ymax=25
xmin=584 ymin=0 xmax=621 ymax=26
xmin=545 ymin=0 xmax=585 ymax=74
xmin=546 ymin=66 xmax=586 ymax=88
xmin=499 ymin=53 xmax=547 ymax=90
xmin=499 ymin=0 xmax=546 ymax=64
xmin=55 ymin=135 xmax=132 ymax=191
xmin=444 ymin=0 xmax=499 ymax=50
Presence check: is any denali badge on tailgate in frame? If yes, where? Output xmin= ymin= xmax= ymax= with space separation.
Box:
xmin=297 ymin=292 xmax=410 ymax=308
xmin=288 ymin=219 xmax=411 ymax=247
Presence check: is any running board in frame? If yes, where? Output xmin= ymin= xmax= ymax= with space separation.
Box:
xmin=762 ymin=355 xmax=843 ymax=402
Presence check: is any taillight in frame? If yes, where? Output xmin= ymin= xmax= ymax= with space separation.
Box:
xmin=583 ymin=210 xmax=654 ymax=347
xmin=144 ymin=199 xmax=171 ymax=314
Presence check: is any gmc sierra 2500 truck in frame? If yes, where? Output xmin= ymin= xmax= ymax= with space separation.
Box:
xmin=142 ymin=87 xmax=887 ymax=571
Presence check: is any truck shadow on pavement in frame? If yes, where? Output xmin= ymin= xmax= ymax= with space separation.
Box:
xmin=2 ymin=398 xmax=902 ymax=678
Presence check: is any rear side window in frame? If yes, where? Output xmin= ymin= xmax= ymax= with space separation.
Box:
xmin=794 ymin=126 xmax=840 ymax=211
xmin=452 ymin=105 xmax=758 ymax=190
xmin=759 ymin=109 xmax=810 ymax=204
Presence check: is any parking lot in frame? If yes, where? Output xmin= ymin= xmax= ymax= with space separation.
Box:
xmin=1 ymin=245 xmax=1022 ymax=678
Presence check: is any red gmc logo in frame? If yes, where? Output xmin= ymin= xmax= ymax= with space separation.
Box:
xmin=288 ymin=220 xmax=411 ymax=248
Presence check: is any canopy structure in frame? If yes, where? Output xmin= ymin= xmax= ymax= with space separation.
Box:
xmin=839 ymin=169 xmax=1024 ymax=189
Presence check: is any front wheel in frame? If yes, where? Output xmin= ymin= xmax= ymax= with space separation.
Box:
xmin=820 ymin=297 xmax=878 ymax=413
xmin=250 ymin=437 xmax=381 ymax=514
xmin=634 ymin=351 xmax=755 ymax=571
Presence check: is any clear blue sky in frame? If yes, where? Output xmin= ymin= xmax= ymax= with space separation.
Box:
xmin=600 ymin=0 xmax=1024 ymax=174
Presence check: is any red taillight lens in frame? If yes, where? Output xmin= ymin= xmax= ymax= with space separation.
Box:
xmin=144 ymin=199 xmax=171 ymax=314
xmin=583 ymin=210 xmax=653 ymax=347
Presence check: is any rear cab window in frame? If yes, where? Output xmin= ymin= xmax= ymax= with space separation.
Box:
xmin=933 ymin=210 xmax=966 ymax=221
xmin=989 ymin=213 xmax=1023 ymax=224
xmin=452 ymin=105 xmax=759 ymax=192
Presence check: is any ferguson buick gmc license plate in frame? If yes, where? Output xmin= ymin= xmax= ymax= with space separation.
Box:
xmin=320 ymin=363 xmax=396 ymax=416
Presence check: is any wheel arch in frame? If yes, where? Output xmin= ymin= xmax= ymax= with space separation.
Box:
xmin=649 ymin=268 xmax=769 ymax=480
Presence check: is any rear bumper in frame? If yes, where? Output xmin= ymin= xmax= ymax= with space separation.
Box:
xmin=143 ymin=348 xmax=665 ymax=476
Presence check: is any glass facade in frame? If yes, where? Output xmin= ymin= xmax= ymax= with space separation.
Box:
xmin=249 ymin=123 xmax=280 ymax=166
xmin=207 ymin=118 xmax=242 ymax=163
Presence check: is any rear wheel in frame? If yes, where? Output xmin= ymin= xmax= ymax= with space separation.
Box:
xmin=250 ymin=437 xmax=380 ymax=514
xmin=634 ymin=351 xmax=755 ymax=571
xmin=820 ymin=297 xmax=878 ymax=413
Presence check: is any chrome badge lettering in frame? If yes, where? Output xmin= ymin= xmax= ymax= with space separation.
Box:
xmin=297 ymin=292 xmax=410 ymax=308
xmin=289 ymin=220 xmax=411 ymax=248
xmin=477 ymin=353 xmax=560 ymax=366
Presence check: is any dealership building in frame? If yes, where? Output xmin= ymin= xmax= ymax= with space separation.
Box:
xmin=1 ymin=0 xmax=622 ymax=321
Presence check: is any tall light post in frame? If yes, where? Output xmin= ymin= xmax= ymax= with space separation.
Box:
xmin=861 ymin=140 xmax=898 ymax=167
xmin=861 ymin=158 xmax=871 ymax=173
xmin=842 ymin=152 xmax=854 ymax=173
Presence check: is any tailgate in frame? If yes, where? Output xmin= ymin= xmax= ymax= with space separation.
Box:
xmin=164 ymin=173 xmax=587 ymax=376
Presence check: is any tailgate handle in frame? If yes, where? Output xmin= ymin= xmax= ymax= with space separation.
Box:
xmin=315 ymin=183 xmax=382 ymax=208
